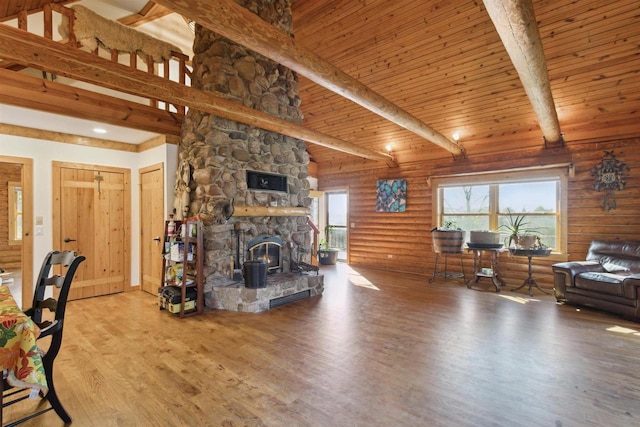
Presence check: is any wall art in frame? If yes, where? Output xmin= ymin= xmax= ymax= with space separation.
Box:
xmin=376 ymin=179 xmax=407 ymax=212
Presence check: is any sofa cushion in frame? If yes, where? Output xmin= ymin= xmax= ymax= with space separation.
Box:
xmin=575 ymin=272 xmax=627 ymax=296
xmin=601 ymin=260 xmax=631 ymax=273
xmin=587 ymin=240 xmax=640 ymax=272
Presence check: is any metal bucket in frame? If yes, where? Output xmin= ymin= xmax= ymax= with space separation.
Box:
xmin=243 ymin=260 xmax=268 ymax=288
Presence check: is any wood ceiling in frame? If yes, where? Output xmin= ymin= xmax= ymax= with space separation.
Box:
xmin=1 ymin=0 xmax=638 ymax=169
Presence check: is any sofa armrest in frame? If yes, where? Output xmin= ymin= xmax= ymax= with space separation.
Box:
xmin=552 ymin=261 xmax=604 ymax=301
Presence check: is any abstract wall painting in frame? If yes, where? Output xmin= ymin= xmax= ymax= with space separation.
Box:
xmin=376 ymin=179 xmax=407 ymax=212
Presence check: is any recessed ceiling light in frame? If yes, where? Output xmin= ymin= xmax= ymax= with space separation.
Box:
xmin=385 ymin=144 xmax=392 ymax=152
xmin=452 ymin=132 xmax=460 ymax=141
xmin=93 ymin=127 xmax=107 ymax=134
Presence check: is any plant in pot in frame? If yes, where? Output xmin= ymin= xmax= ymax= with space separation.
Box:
xmin=318 ymin=225 xmax=339 ymax=265
xmin=431 ymin=220 xmax=465 ymax=254
xmin=498 ymin=209 xmax=537 ymax=249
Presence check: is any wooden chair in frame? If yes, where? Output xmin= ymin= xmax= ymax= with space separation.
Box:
xmin=2 ymin=251 xmax=85 ymax=426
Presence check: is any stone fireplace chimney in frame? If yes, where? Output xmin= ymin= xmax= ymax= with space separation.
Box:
xmin=178 ymin=0 xmax=313 ymax=293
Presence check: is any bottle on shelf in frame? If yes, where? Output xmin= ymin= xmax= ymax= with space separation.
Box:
xmin=167 ymin=213 xmax=176 ymax=236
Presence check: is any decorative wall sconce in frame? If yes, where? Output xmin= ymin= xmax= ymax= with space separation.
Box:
xmin=384 ymin=144 xmax=395 ymax=162
xmin=590 ymin=150 xmax=629 ymax=211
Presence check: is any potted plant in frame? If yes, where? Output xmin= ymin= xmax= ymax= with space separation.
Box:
xmin=498 ymin=209 xmax=537 ymax=248
xmin=431 ymin=220 xmax=465 ymax=254
xmin=318 ymin=225 xmax=339 ymax=265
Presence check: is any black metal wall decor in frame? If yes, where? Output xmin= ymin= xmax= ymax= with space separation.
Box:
xmin=590 ymin=150 xmax=630 ymax=211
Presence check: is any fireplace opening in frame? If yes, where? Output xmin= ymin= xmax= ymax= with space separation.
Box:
xmin=247 ymin=235 xmax=283 ymax=273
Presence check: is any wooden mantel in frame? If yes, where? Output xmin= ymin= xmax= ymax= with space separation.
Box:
xmin=233 ymin=206 xmax=310 ymax=217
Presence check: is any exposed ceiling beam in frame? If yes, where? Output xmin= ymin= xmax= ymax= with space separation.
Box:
xmin=0 ymin=69 xmax=182 ymax=136
xmin=483 ymin=0 xmax=563 ymax=144
xmin=118 ymin=2 xmax=173 ymax=27
xmin=0 ymin=24 xmax=394 ymax=164
xmin=0 ymin=122 xmax=139 ymax=152
xmin=0 ymin=122 xmax=177 ymax=152
xmin=154 ymin=0 xmax=464 ymax=156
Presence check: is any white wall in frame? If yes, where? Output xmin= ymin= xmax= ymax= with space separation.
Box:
xmin=0 ymin=133 xmax=177 ymax=288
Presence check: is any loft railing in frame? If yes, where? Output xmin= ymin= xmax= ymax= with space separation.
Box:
xmin=5 ymin=3 xmax=191 ymax=117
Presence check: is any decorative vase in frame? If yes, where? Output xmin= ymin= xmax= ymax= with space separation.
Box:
xmin=318 ymin=249 xmax=339 ymax=265
xmin=514 ymin=235 xmax=537 ymax=249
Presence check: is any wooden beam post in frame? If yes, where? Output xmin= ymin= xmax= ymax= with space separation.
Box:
xmin=0 ymin=25 xmax=394 ymax=164
xmin=154 ymin=0 xmax=464 ymax=156
xmin=483 ymin=0 xmax=563 ymax=145
xmin=0 ymin=68 xmax=182 ymax=136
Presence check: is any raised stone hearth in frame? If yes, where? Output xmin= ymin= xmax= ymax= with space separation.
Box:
xmin=207 ymin=273 xmax=323 ymax=313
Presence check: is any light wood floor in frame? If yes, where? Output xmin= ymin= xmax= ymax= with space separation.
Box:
xmin=4 ymin=264 xmax=640 ymax=426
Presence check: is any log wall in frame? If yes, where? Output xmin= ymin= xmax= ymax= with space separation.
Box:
xmin=318 ymin=136 xmax=640 ymax=291
xmin=0 ymin=162 xmax=22 ymax=269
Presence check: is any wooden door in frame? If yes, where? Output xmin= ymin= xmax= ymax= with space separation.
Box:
xmin=139 ymin=164 xmax=164 ymax=295
xmin=53 ymin=162 xmax=130 ymax=300
xmin=0 ymin=155 xmax=33 ymax=309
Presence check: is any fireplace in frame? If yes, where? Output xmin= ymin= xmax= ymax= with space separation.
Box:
xmin=247 ymin=235 xmax=283 ymax=273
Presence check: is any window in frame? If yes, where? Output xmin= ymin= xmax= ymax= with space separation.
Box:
xmin=432 ymin=168 xmax=568 ymax=254
xmin=8 ymin=182 xmax=22 ymax=244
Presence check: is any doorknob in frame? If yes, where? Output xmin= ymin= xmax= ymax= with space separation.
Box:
xmin=153 ymin=237 xmax=161 ymax=242
xmin=64 ymin=237 xmax=77 ymax=243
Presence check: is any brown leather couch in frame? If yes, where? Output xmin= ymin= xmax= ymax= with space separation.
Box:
xmin=552 ymin=240 xmax=640 ymax=322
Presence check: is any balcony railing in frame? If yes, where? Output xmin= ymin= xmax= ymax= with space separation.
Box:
xmin=3 ymin=3 xmax=191 ymax=116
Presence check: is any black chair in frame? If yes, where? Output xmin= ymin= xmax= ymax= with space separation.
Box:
xmin=2 ymin=250 xmax=85 ymax=426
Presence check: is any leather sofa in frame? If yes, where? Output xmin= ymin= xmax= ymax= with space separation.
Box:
xmin=552 ymin=240 xmax=640 ymax=321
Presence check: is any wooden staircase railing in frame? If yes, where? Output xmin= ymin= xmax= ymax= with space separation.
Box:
xmin=307 ymin=218 xmax=320 ymax=265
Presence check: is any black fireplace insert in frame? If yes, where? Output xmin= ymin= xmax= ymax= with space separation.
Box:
xmin=246 ymin=235 xmax=283 ymax=273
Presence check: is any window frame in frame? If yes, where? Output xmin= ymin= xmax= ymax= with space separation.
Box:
xmin=431 ymin=167 xmax=568 ymax=257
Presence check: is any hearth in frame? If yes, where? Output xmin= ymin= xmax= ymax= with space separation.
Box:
xmin=208 ymin=272 xmax=324 ymax=313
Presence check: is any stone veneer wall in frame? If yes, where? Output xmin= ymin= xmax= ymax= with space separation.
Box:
xmin=179 ymin=0 xmax=313 ymax=291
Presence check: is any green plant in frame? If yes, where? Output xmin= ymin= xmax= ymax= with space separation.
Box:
xmin=498 ymin=209 xmax=535 ymax=247
xmin=439 ymin=219 xmax=461 ymax=230
xmin=320 ymin=225 xmax=335 ymax=250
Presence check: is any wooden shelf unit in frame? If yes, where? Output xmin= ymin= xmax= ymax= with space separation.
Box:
xmin=159 ymin=217 xmax=204 ymax=318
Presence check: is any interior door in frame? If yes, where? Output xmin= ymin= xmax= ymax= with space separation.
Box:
xmin=0 ymin=156 xmax=33 ymax=309
xmin=140 ymin=164 xmax=164 ymax=295
xmin=53 ymin=162 xmax=130 ymax=300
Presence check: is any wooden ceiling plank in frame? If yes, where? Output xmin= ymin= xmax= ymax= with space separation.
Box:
xmin=0 ymin=24 xmax=393 ymax=163
xmin=537 ymin=0 xmax=634 ymax=28
xmin=293 ymin=0 xmax=364 ymax=31
xmin=154 ymin=0 xmax=464 ymax=155
xmin=297 ymin=3 xmax=486 ymax=68
xmin=295 ymin=0 xmax=472 ymax=55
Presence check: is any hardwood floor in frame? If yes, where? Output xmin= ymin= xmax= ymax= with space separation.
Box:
xmin=4 ymin=264 xmax=640 ymax=426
